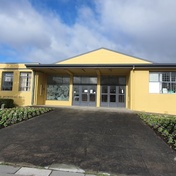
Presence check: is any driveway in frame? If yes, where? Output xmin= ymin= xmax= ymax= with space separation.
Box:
xmin=0 ymin=107 xmax=175 ymax=176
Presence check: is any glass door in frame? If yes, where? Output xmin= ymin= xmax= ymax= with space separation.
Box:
xmin=73 ymin=85 xmax=96 ymax=106
xmin=109 ymin=86 xmax=117 ymax=107
xmin=101 ymin=86 xmax=108 ymax=106
xmin=117 ymin=86 xmax=125 ymax=107
xmin=101 ymin=86 xmax=125 ymax=107
xmin=81 ymin=85 xmax=88 ymax=106
xmin=89 ymin=85 xmax=96 ymax=106
xmin=73 ymin=85 xmax=80 ymax=106
xmin=101 ymin=86 xmax=117 ymax=107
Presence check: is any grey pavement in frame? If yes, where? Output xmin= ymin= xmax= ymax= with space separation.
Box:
xmin=0 ymin=164 xmax=98 ymax=176
xmin=0 ymin=107 xmax=176 ymax=176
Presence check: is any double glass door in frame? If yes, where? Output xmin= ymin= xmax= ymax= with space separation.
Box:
xmin=101 ymin=85 xmax=125 ymax=107
xmin=73 ymin=85 xmax=96 ymax=106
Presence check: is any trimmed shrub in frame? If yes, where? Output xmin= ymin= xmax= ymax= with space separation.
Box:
xmin=0 ymin=107 xmax=54 ymax=128
xmin=0 ymin=99 xmax=14 ymax=108
xmin=139 ymin=113 xmax=176 ymax=150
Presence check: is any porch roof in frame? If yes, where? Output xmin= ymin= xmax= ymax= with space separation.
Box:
xmin=25 ymin=63 xmax=176 ymax=76
xmin=26 ymin=63 xmax=176 ymax=69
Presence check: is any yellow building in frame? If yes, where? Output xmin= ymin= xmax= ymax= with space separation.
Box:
xmin=1 ymin=48 xmax=176 ymax=114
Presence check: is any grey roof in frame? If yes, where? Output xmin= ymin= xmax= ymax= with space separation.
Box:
xmin=25 ymin=63 xmax=176 ymax=69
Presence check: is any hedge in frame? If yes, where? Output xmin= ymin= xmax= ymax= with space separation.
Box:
xmin=0 ymin=107 xmax=53 ymax=128
xmin=0 ymin=99 xmax=14 ymax=108
xmin=139 ymin=113 xmax=176 ymax=150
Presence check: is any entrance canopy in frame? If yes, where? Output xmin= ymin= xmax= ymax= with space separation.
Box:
xmin=25 ymin=48 xmax=153 ymax=75
xmin=25 ymin=64 xmax=134 ymax=76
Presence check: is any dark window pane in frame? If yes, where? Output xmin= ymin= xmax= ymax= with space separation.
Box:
xmin=171 ymin=73 xmax=176 ymax=82
xmin=161 ymin=73 xmax=170 ymax=82
xmin=102 ymin=95 xmax=107 ymax=102
xmin=101 ymin=76 xmax=109 ymax=84
xmin=82 ymin=94 xmax=87 ymax=101
xmin=82 ymin=77 xmax=90 ymax=84
xmin=119 ymin=95 xmax=125 ymax=102
xmin=90 ymin=94 xmax=95 ymax=102
xmin=118 ymin=77 xmax=126 ymax=85
xmin=110 ymin=86 xmax=116 ymax=93
xmin=109 ymin=76 xmax=118 ymax=84
xmin=110 ymin=95 xmax=116 ymax=102
xmin=102 ymin=86 xmax=108 ymax=93
xmin=101 ymin=76 xmax=118 ymax=85
xmin=74 ymin=77 xmax=97 ymax=84
xmin=2 ymin=72 xmax=13 ymax=91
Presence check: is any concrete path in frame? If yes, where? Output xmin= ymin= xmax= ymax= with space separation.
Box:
xmin=0 ymin=164 xmax=98 ymax=176
xmin=0 ymin=107 xmax=176 ymax=176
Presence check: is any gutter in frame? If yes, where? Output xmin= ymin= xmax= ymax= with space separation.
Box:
xmin=25 ymin=63 xmax=176 ymax=69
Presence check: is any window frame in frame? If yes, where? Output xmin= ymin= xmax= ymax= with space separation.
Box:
xmin=19 ymin=72 xmax=32 ymax=91
xmin=46 ymin=76 xmax=70 ymax=101
xmin=73 ymin=76 xmax=97 ymax=85
xmin=149 ymin=72 xmax=176 ymax=94
xmin=1 ymin=72 xmax=14 ymax=91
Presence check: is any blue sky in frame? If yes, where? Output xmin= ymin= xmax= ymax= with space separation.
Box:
xmin=0 ymin=0 xmax=176 ymax=63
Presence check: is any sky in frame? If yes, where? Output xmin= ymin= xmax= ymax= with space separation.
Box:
xmin=0 ymin=0 xmax=176 ymax=64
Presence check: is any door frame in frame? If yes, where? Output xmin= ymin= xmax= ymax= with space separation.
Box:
xmin=100 ymin=85 xmax=126 ymax=107
xmin=72 ymin=85 xmax=97 ymax=106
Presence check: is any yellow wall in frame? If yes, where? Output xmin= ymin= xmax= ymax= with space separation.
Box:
xmin=3 ymin=62 xmax=176 ymax=115
xmin=131 ymin=70 xmax=176 ymax=114
xmin=57 ymin=48 xmax=151 ymax=65
xmin=0 ymin=64 xmax=33 ymax=106
xmin=33 ymin=72 xmax=47 ymax=105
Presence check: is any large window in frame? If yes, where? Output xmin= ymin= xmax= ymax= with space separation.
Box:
xmin=149 ymin=72 xmax=176 ymax=94
xmin=47 ymin=76 xmax=70 ymax=100
xmin=2 ymin=72 xmax=13 ymax=91
xmin=73 ymin=77 xmax=97 ymax=85
xmin=19 ymin=72 xmax=31 ymax=91
xmin=101 ymin=76 xmax=126 ymax=85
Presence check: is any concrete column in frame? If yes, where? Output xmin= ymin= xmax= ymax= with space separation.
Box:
xmin=96 ymin=74 xmax=101 ymax=107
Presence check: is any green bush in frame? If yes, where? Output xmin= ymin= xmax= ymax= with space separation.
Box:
xmin=0 ymin=99 xmax=14 ymax=108
xmin=139 ymin=113 xmax=176 ymax=150
xmin=0 ymin=107 xmax=53 ymax=128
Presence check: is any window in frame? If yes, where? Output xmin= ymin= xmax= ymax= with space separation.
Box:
xmin=149 ymin=72 xmax=176 ymax=94
xmin=73 ymin=77 xmax=97 ymax=85
xmin=2 ymin=72 xmax=13 ymax=91
xmin=101 ymin=76 xmax=126 ymax=85
xmin=19 ymin=72 xmax=32 ymax=91
xmin=47 ymin=76 xmax=70 ymax=101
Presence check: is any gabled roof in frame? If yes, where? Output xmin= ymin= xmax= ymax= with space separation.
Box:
xmin=56 ymin=48 xmax=152 ymax=65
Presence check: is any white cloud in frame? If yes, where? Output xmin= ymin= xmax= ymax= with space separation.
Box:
xmin=0 ymin=0 xmax=117 ymax=63
xmin=0 ymin=0 xmax=176 ymax=63
xmin=96 ymin=0 xmax=176 ymax=62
